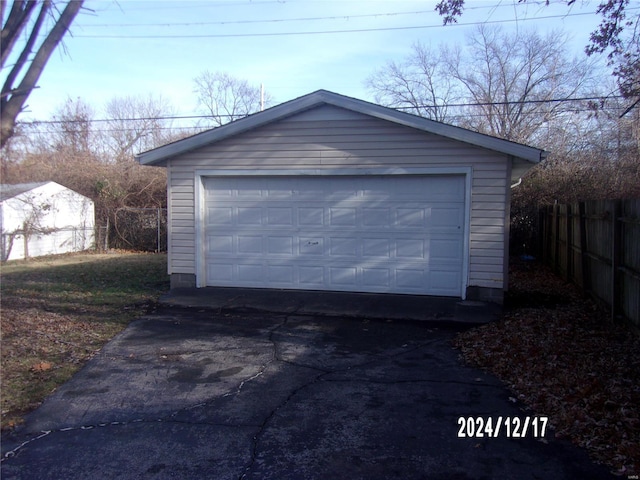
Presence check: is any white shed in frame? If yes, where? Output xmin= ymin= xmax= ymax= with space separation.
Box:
xmin=137 ymin=90 xmax=546 ymax=303
xmin=0 ymin=181 xmax=95 ymax=261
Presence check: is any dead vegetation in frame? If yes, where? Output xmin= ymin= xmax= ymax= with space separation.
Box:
xmin=454 ymin=259 xmax=640 ymax=476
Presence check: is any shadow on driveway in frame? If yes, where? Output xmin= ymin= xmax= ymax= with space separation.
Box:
xmin=1 ymin=305 xmax=614 ymax=479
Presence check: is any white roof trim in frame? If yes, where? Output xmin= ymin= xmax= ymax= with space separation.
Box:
xmin=136 ymin=90 xmax=547 ymax=166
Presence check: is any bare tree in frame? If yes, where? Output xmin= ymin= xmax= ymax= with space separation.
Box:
xmin=193 ymin=71 xmax=273 ymax=127
xmin=435 ymin=0 xmax=639 ymax=112
xmin=447 ymin=26 xmax=600 ymax=145
xmin=1 ymin=0 xmax=85 ymax=148
xmin=49 ymin=96 xmax=95 ymax=156
xmin=2 ymin=92 xmax=171 ymax=251
xmin=103 ymin=94 xmax=176 ymax=162
xmin=368 ymin=26 xmax=600 ymax=146
xmin=366 ymin=42 xmax=458 ymax=122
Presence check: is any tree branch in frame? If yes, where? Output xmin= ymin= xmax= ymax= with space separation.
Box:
xmin=1 ymin=0 xmax=84 ymax=148
xmin=1 ymin=0 xmax=39 ymax=68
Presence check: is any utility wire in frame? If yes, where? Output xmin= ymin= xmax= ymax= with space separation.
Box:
xmin=397 ymin=95 xmax=627 ymax=109
xmin=19 ymin=102 xmax=633 ymax=135
xmin=95 ymin=0 xmax=557 ymax=13
xmin=16 ymin=94 xmax=627 ymax=126
xmin=79 ymin=9 xmax=437 ymax=28
xmin=19 ymin=105 xmax=631 ymax=135
xmin=72 ymin=10 xmax=613 ymax=38
xmin=78 ymin=1 xmax=560 ymax=28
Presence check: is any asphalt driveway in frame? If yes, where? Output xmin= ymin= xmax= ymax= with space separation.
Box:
xmin=1 ymin=302 xmax=614 ymax=479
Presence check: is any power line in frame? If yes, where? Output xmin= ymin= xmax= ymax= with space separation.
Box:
xmin=398 ymin=95 xmax=627 ymax=109
xmin=73 ymin=10 xmax=610 ymax=39
xmin=18 ymin=104 xmax=630 ymax=135
xmin=20 ymin=126 xmax=208 ymax=134
xmin=21 ymin=114 xmax=209 ymax=125
xmin=77 ymin=1 xmax=559 ymax=29
xmin=101 ymin=0 xmax=289 ymax=11
xmin=92 ymin=0 xmax=557 ymax=14
xmin=16 ymin=94 xmax=626 ymax=126
xmin=78 ymin=9 xmax=436 ymax=28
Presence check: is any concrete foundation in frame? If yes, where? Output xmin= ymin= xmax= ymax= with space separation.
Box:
xmin=170 ymin=273 xmax=196 ymax=289
xmin=466 ymin=286 xmax=505 ymax=305
xmin=169 ymin=275 xmax=505 ymax=306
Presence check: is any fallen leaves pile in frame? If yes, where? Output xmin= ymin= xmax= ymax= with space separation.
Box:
xmin=453 ymin=260 xmax=640 ymax=476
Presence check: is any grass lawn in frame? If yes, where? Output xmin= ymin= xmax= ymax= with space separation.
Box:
xmin=0 ymin=252 xmax=169 ymax=430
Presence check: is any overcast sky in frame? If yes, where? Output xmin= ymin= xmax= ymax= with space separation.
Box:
xmin=7 ymin=0 xmax=637 ymax=124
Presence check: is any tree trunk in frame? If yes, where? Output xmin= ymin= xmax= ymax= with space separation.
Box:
xmin=1 ymin=0 xmax=84 ymax=148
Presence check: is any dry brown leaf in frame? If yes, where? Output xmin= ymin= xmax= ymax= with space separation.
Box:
xmin=30 ymin=362 xmax=53 ymax=373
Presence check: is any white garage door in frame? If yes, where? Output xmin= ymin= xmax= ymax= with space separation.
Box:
xmin=203 ymin=175 xmax=466 ymax=296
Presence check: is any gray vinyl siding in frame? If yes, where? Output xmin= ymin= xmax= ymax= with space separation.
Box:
xmin=167 ymin=105 xmax=509 ymax=290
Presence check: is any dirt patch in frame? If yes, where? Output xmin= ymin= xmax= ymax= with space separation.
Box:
xmin=454 ymin=259 xmax=640 ymax=477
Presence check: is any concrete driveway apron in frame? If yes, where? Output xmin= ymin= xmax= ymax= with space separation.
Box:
xmin=1 ymin=302 xmax=614 ymax=479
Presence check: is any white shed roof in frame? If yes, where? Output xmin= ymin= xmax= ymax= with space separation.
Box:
xmin=136 ymin=90 xmax=547 ymax=167
xmin=0 ymin=181 xmax=92 ymax=203
xmin=0 ymin=182 xmax=50 ymax=202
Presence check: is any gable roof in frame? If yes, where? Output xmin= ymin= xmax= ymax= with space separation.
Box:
xmin=0 ymin=182 xmax=50 ymax=202
xmin=136 ymin=90 xmax=547 ymax=167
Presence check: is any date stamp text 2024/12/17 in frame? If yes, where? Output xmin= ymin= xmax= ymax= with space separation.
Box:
xmin=457 ymin=416 xmax=549 ymax=439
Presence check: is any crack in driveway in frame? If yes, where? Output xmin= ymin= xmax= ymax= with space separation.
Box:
xmin=1 ymin=310 xmax=614 ymax=480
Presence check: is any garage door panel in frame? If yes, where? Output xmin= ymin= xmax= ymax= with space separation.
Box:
xmin=300 ymin=237 xmax=323 ymax=254
xmin=431 ymin=238 xmax=464 ymax=261
xmin=267 ymin=208 xmax=293 ymax=226
xmin=330 ymin=267 xmax=358 ymax=286
xmin=237 ymin=207 xmax=262 ymax=225
xmin=324 ymin=182 xmax=358 ymax=200
xmin=396 ymin=239 xmax=425 ymax=258
xmin=431 ymin=207 xmax=465 ymax=228
xmin=299 ymin=266 xmax=324 ymax=285
xmin=329 ymin=237 xmax=358 ymax=257
xmin=430 ymin=270 xmax=461 ymax=294
xmin=298 ymin=207 xmax=324 ymax=225
xmin=238 ymin=235 xmax=261 ymax=254
xmin=362 ymin=208 xmax=390 ymax=226
xmin=396 ymin=208 xmax=425 ymax=228
xmin=330 ymin=207 xmax=357 ymax=226
xmin=209 ymin=235 xmax=233 ymax=254
xmin=238 ymin=264 xmax=263 ymax=282
xmin=363 ymin=238 xmax=391 ymax=257
xmin=362 ymin=268 xmax=391 ymax=288
xmin=396 ymin=268 xmax=425 ymax=289
xmin=235 ymin=179 xmax=263 ymax=196
xmin=209 ymin=207 xmax=233 ymax=225
xmin=265 ymin=178 xmax=295 ymax=197
xmin=210 ymin=263 xmax=234 ymax=282
xmin=267 ymin=236 xmax=293 ymax=255
xmin=206 ymin=260 xmax=464 ymax=293
xmin=268 ymin=265 xmax=293 ymax=283
xmin=207 ymin=179 xmax=234 ymax=197
xmin=204 ymin=175 xmax=465 ymax=296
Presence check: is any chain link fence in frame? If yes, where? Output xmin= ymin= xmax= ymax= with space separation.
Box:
xmin=97 ymin=207 xmax=167 ymax=252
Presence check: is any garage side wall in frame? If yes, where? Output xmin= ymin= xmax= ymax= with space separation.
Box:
xmin=166 ymin=106 xmax=509 ymax=300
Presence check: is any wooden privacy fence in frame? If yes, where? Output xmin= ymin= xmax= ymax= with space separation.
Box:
xmin=539 ymin=199 xmax=640 ymax=328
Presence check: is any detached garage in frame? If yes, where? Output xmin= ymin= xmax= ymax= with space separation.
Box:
xmin=137 ymin=90 xmax=545 ymax=303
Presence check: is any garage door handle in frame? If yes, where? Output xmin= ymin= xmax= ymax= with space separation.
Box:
xmin=307 ymin=241 xmax=319 ymax=245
